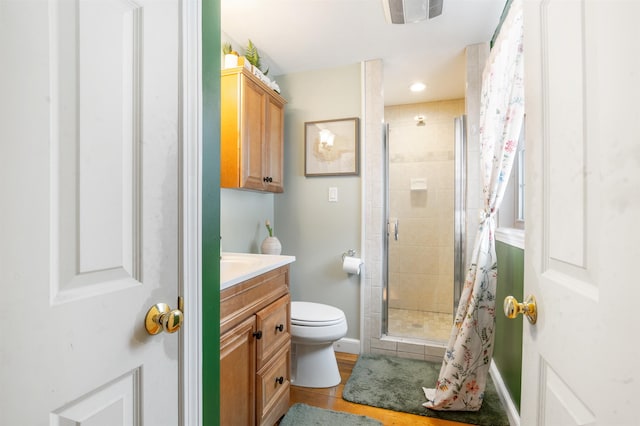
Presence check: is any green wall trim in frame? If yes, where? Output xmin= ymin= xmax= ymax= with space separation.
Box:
xmin=494 ymin=241 xmax=524 ymax=412
xmin=202 ymin=0 xmax=221 ymax=424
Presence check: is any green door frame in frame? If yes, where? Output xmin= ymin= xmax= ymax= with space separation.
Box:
xmin=202 ymin=0 xmax=221 ymax=424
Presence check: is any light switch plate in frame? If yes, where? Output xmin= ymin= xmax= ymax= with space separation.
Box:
xmin=328 ymin=187 xmax=338 ymax=202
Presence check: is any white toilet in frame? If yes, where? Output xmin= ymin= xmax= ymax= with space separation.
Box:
xmin=290 ymin=301 xmax=348 ymax=388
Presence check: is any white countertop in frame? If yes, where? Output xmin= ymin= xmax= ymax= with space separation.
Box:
xmin=220 ymin=252 xmax=296 ymax=290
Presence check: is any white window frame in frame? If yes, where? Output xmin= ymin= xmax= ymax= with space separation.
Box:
xmin=496 ymin=124 xmax=525 ymax=249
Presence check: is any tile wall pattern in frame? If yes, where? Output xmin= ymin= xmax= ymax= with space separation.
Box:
xmin=385 ymin=100 xmax=464 ymax=315
xmin=362 ymin=44 xmax=488 ymax=360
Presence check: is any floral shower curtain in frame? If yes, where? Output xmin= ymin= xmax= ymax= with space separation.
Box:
xmin=422 ymin=0 xmax=524 ymax=411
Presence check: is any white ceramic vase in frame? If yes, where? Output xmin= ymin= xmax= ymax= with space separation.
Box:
xmin=261 ymin=236 xmax=282 ymax=255
xmin=224 ymin=54 xmax=238 ymax=68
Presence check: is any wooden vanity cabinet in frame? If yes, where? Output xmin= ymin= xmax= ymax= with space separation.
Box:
xmin=220 ymin=266 xmax=291 ymax=426
xmin=221 ymin=66 xmax=286 ymax=193
xmin=220 ymin=316 xmax=256 ymax=426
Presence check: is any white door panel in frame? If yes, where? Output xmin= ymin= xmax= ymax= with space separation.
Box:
xmin=52 ymin=0 xmax=143 ymax=301
xmin=522 ymin=0 xmax=640 ymax=424
xmin=1 ymin=0 xmax=182 ymax=424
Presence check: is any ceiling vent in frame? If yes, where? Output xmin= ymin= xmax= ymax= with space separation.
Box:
xmin=382 ymin=0 xmax=443 ymax=24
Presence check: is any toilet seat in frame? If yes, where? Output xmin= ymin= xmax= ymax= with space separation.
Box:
xmin=291 ymin=301 xmax=346 ymax=327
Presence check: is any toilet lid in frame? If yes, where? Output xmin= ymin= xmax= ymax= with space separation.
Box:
xmin=291 ymin=301 xmax=346 ymax=327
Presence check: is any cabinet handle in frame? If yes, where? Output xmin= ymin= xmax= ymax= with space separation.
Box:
xmin=275 ymin=376 xmax=284 ymax=385
xmin=253 ymin=330 xmax=263 ymax=340
xmin=263 ymin=176 xmax=273 ymax=183
xmin=275 ymin=324 xmax=284 ymax=332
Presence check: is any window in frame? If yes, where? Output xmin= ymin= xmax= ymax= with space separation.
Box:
xmin=496 ymin=125 xmax=525 ymax=248
xmin=515 ymin=140 xmax=525 ymax=225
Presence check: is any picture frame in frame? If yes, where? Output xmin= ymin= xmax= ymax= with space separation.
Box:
xmin=304 ymin=117 xmax=360 ymax=176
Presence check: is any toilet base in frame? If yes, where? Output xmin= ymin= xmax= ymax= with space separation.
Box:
xmin=291 ymin=341 xmax=341 ymax=388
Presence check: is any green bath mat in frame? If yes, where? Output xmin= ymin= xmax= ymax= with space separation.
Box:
xmin=342 ymin=353 xmax=509 ymax=426
xmin=279 ymin=403 xmax=382 ymax=426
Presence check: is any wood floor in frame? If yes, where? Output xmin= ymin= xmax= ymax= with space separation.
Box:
xmin=288 ymin=352 xmax=471 ymax=426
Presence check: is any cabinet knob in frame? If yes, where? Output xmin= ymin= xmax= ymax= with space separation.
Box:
xmin=263 ymin=176 xmax=273 ymax=183
xmin=275 ymin=324 xmax=284 ymax=332
xmin=275 ymin=376 xmax=284 ymax=385
xmin=253 ymin=330 xmax=263 ymax=339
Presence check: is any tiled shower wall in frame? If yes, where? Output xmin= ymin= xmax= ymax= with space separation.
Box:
xmin=385 ymin=100 xmax=464 ymax=315
xmin=361 ymin=43 xmax=488 ymax=361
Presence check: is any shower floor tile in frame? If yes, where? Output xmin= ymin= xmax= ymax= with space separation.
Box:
xmin=387 ymin=308 xmax=453 ymax=342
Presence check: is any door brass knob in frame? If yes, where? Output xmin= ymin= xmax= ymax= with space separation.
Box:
xmin=145 ymin=302 xmax=184 ymax=335
xmin=504 ymin=295 xmax=537 ymax=324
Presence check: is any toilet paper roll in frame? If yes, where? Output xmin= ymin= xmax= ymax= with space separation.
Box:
xmin=342 ymin=256 xmax=363 ymax=275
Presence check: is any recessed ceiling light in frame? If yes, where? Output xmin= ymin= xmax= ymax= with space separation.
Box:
xmin=410 ymin=82 xmax=426 ymax=92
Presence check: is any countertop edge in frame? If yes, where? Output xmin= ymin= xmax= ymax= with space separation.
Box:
xmin=220 ymin=253 xmax=296 ymax=291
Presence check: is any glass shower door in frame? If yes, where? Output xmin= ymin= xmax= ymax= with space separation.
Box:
xmin=383 ymin=109 xmax=466 ymax=343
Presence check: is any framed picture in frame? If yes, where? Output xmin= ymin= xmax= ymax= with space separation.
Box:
xmin=304 ymin=117 xmax=360 ymax=176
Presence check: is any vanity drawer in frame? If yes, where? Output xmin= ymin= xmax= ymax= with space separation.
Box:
xmin=256 ymin=343 xmax=290 ymax=426
xmin=256 ymin=294 xmax=290 ymax=369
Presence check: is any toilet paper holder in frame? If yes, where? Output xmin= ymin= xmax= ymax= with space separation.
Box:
xmin=342 ymin=249 xmax=357 ymax=261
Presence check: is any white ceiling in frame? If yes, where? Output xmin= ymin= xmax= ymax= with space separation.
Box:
xmin=221 ymin=0 xmax=506 ymax=106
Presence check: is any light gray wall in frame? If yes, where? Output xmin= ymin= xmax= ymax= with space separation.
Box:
xmin=275 ymin=64 xmax=362 ymax=340
xmin=220 ymin=189 xmax=274 ymax=253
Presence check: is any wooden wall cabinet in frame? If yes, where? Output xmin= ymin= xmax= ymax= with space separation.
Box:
xmin=221 ymin=67 xmax=287 ymax=193
xmin=220 ymin=266 xmax=291 ymax=425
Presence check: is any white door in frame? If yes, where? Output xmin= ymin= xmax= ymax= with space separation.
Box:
xmin=1 ymin=0 xmax=184 ymax=424
xmin=521 ymin=1 xmax=640 ymax=424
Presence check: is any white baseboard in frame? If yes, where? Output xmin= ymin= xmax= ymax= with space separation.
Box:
xmin=333 ymin=337 xmax=360 ymax=354
xmin=490 ymin=360 xmax=520 ymax=426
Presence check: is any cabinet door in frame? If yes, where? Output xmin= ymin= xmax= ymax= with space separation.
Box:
xmin=240 ymin=77 xmax=266 ymax=191
xmin=264 ymin=95 xmax=285 ymax=193
xmin=221 ymin=316 xmax=257 ymax=426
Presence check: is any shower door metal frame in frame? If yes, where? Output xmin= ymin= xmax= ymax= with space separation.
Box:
xmin=382 ymin=116 xmax=467 ymax=340
xmin=382 ymin=122 xmax=390 ymax=335
xmin=453 ymin=115 xmax=467 ymax=311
